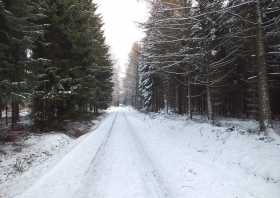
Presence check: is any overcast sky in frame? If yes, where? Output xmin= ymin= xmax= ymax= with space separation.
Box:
xmin=95 ymin=0 xmax=149 ymax=75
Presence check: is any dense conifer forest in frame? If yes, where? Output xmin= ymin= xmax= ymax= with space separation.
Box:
xmin=123 ymin=0 xmax=280 ymax=134
xmin=0 ymin=1 xmax=279 ymax=197
xmin=0 ymin=0 xmax=113 ymax=129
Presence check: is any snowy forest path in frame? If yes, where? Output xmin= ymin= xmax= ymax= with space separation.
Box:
xmin=14 ymin=107 xmax=278 ymax=198
xmin=16 ymin=108 xmax=170 ymax=198
xmin=73 ymin=111 xmax=170 ymax=198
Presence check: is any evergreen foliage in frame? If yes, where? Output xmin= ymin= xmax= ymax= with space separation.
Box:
xmin=0 ymin=0 xmax=113 ymax=129
xmin=126 ymin=0 xmax=280 ymax=134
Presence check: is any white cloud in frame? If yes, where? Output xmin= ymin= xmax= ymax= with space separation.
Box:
xmin=95 ymin=0 xmax=149 ymax=74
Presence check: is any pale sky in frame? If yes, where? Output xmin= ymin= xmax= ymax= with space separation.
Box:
xmin=95 ymin=0 xmax=149 ymax=75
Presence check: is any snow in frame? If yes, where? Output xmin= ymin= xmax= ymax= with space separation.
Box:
xmin=14 ymin=112 xmax=118 ymax=198
xmin=1 ymin=109 xmax=30 ymax=119
xmin=218 ymin=117 xmax=259 ymax=132
xmin=127 ymin=110 xmax=280 ymax=198
xmin=0 ymin=112 xmax=105 ymax=198
xmin=2 ymin=107 xmax=280 ymax=198
xmin=0 ymin=133 xmax=74 ymax=198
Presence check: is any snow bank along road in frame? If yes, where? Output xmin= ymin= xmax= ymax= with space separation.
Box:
xmin=16 ymin=107 xmax=280 ymax=198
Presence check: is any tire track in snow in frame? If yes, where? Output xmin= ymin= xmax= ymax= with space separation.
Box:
xmin=75 ymin=111 xmax=172 ymax=198
xmin=123 ymin=111 xmax=267 ymax=198
xmin=123 ymin=112 xmax=174 ymax=198
xmin=84 ymin=112 xmax=118 ymax=175
xmin=72 ymin=112 xmax=119 ymax=198
xmin=16 ymin=112 xmax=119 ymax=198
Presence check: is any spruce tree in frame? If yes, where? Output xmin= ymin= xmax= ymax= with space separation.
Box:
xmin=0 ymin=0 xmax=43 ymax=127
xmin=31 ymin=0 xmax=113 ymax=127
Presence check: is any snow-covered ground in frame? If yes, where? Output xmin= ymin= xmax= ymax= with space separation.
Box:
xmin=131 ymin=110 xmax=280 ymax=198
xmin=1 ymin=107 xmax=280 ymax=198
xmin=0 ymin=133 xmax=74 ymax=198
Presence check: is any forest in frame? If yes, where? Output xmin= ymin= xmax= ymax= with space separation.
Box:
xmin=123 ymin=0 xmax=280 ymax=134
xmin=0 ymin=0 xmax=113 ymax=130
xmin=0 ymin=1 xmax=279 ymax=197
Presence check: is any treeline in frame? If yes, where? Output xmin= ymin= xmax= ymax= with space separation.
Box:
xmin=123 ymin=43 xmax=141 ymax=106
xmin=123 ymin=0 xmax=280 ymax=134
xmin=0 ymin=0 xmax=113 ymax=129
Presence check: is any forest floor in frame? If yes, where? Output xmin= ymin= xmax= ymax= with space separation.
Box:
xmin=0 ymin=112 xmax=104 ymax=198
xmin=1 ymin=107 xmax=280 ymax=198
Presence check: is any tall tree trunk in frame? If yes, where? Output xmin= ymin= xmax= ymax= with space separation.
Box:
xmin=0 ymin=106 xmax=2 ymax=126
xmin=0 ymin=112 xmax=1 ymax=127
xmin=206 ymin=60 xmax=214 ymax=122
xmin=11 ymin=99 xmax=18 ymax=129
xmin=5 ymin=105 xmax=8 ymax=126
xmin=206 ymin=83 xmax=213 ymax=123
xmin=256 ymin=0 xmax=272 ymax=134
xmin=15 ymin=103 xmax=19 ymax=122
xmin=187 ymin=75 xmax=192 ymax=119
xmin=94 ymin=106 xmax=98 ymax=114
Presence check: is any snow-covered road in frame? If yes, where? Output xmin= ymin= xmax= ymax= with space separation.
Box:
xmin=15 ymin=107 xmax=280 ymax=198
xmin=16 ymin=109 xmax=169 ymax=198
